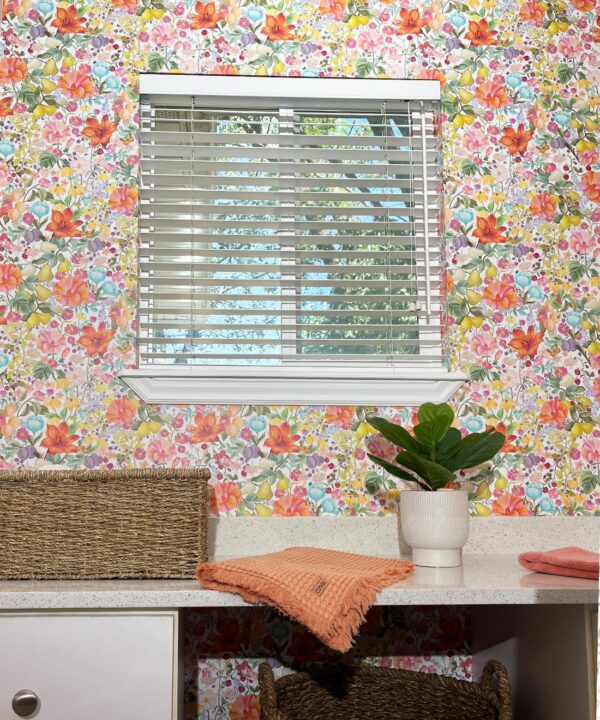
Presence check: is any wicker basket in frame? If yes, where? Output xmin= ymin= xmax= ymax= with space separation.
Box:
xmin=258 ymin=660 xmax=513 ymax=720
xmin=0 ymin=467 xmax=210 ymax=580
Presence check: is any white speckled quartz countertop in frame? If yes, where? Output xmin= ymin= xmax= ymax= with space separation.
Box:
xmin=0 ymin=555 xmax=596 ymax=610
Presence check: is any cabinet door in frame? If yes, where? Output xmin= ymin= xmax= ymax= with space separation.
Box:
xmin=0 ymin=612 xmax=177 ymax=720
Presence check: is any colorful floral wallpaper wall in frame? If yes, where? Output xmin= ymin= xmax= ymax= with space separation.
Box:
xmin=1 ymin=0 xmax=598 ymax=716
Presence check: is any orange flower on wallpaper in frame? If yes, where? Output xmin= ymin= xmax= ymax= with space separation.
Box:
xmin=417 ymin=68 xmax=446 ymax=88
xmin=47 ymin=207 xmax=83 ymax=238
xmin=190 ymin=1 xmax=220 ymax=29
xmin=464 ymin=19 xmax=498 ymax=46
xmin=273 ymin=494 xmax=311 ymax=517
xmin=473 ymin=214 xmax=507 ymax=244
xmin=540 ymin=399 xmax=570 ymax=427
xmin=572 ymin=0 xmax=595 ymax=11
xmin=78 ymin=323 xmax=115 ymax=356
xmin=581 ymin=171 xmax=600 ymax=202
xmin=0 ymin=263 xmax=21 ymax=293
xmin=191 ymin=412 xmax=226 ymax=442
xmin=474 ymin=80 xmax=510 ymax=109
xmin=509 ymin=325 xmax=544 ymax=359
xmin=51 ymin=5 xmax=87 ymax=34
xmin=396 ymin=8 xmax=427 ymax=35
xmin=325 ymin=406 xmax=355 ymax=428
xmin=108 ymin=187 xmax=138 ymax=215
xmin=211 ymin=64 xmax=239 ymax=75
xmin=261 ymin=13 xmax=296 ymax=41
xmin=529 ymin=192 xmax=558 ymax=220
xmin=53 ymin=276 xmax=90 ymax=306
xmin=490 ymin=422 xmax=518 ymax=453
xmin=499 ymin=123 xmax=534 ymax=155
xmin=106 ymin=397 xmax=138 ymax=428
xmin=0 ymin=58 xmax=27 ymax=85
xmin=319 ymin=0 xmax=347 ymax=19
xmin=41 ymin=422 xmax=79 ymax=455
xmin=58 ymin=70 xmax=95 ymax=99
xmin=519 ymin=0 xmax=547 ymax=24
xmin=210 ymin=481 xmax=242 ymax=513
xmin=264 ymin=422 xmax=301 ymax=454
xmin=482 ymin=279 xmax=518 ymax=310
xmin=229 ymin=695 xmax=260 ymax=720
xmin=81 ymin=115 xmax=119 ymax=147
xmin=0 ymin=97 xmax=12 ymax=117
xmin=492 ymin=492 xmax=527 ymax=516
xmin=110 ymin=0 xmax=137 ymax=13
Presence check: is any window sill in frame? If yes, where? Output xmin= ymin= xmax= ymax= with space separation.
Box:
xmin=119 ymin=366 xmax=467 ymax=406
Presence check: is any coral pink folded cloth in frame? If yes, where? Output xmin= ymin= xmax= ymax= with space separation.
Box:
xmin=518 ymin=546 xmax=599 ymax=581
xmin=197 ymin=547 xmax=413 ymax=652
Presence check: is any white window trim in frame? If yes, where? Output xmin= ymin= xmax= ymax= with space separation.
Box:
xmin=120 ymin=366 xmax=466 ymax=406
xmin=122 ymin=75 xmax=466 ymax=406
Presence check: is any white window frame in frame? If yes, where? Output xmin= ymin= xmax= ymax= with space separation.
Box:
xmin=120 ymin=75 xmax=465 ymax=406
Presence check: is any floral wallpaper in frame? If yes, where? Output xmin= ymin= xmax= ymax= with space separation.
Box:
xmin=0 ymin=0 xmax=598 ymax=716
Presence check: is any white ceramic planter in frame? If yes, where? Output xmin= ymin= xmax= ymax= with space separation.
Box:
xmin=400 ymin=490 xmax=469 ymax=568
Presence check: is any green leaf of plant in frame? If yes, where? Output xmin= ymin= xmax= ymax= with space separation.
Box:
xmin=418 ymin=402 xmax=454 ymax=426
xmin=445 ymin=430 xmax=506 ymax=471
xmin=366 ymin=416 xmax=426 ymax=454
xmin=367 ymin=454 xmax=431 ymax=491
xmin=396 ymin=451 xmax=455 ymax=490
xmin=435 ymin=427 xmax=462 ymax=457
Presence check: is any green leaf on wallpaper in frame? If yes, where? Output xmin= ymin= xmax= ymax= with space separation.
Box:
xmin=569 ymin=261 xmax=586 ymax=281
xmin=557 ymin=64 xmax=574 ymax=83
xmin=461 ymin=159 xmax=479 ymax=176
xmin=581 ymin=472 xmax=599 ymax=495
xmin=39 ymin=151 xmax=59 ymax=168
xmin=469 ymin=365 xmax=488 ymax=382
xmin=447 ymin=299 xmax=464 ymax=318
xmin=147 ymin=53 xmax=167 ymax=72
xmin=33 ymin=362 xmax=54 ymax=380
xmin=356 ymin=59 xmax=374 ymax=78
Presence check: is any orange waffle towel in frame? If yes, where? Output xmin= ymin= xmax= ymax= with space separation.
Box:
xmin=518 ymin=546 xmax=599 ymax=581
xmin=197 ymin=547 xmax=413 ymax=652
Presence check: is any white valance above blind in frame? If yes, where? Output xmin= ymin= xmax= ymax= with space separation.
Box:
xmin=137 ymin=76 xmax=444 ymax=369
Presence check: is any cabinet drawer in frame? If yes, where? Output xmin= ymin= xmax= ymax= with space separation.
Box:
xmin=0 ymin=612 xmax=178 ymax=720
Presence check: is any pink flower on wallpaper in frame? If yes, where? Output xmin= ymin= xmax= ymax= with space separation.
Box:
xmin=463 ymin=128 xmax=487 ymax=153
xmin=42 ymin=119 xmax=71 ymax=145
xmin=557 ymin=35 xmax=583 ymax=57
xmin=366 ymin=434 xmax=399 ymax=462
xmin=483 ymin=278 xmax=519 ymax=310
xmin=147 ymin=437 xmax=177 ymax=464
xmin=0 ymin=263 xmax=21 ymax=293
xmin=470 ymin=332 xmax=495 ymax=357
xmin=53 ymin=276 xmax=90 ymax=306
xmin=36 ymin=329 xmax=65 ymax=355
xmin=57 ymin=70 xmax=95 ymax=99
xmin=581 ymin=439 xmax=600 ymax=464
xmin=319 ymin=0 xmax=347 ymax=20
xmin=569 ymin=229 xmax=596 ymax=254
xmin=151 ymin=22 xmax=178 ymax=46
xmin=474 ymin=80 xmax=510 ymax=109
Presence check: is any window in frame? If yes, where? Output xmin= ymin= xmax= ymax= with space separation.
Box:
xmin=121 ymin=75 xmax=465 ymax=405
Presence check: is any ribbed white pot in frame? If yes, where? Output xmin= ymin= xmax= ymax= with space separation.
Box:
xmin=400 ymin=490 xmax=469 ymax=568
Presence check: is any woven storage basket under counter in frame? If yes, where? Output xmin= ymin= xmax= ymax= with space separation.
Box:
xmin=259 ymin=660 xmax=513 ymax=720
xmin=0 ymin=467 xmax=210 ymax=580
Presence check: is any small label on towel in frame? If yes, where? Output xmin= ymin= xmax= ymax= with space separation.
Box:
xmin=313 ymin=579 xmax=328 ymax=595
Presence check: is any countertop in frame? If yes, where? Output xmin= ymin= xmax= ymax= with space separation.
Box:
xmin=0 ymin=555 xmax=596 ymax=610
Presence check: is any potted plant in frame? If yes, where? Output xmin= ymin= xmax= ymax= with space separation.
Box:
xmin=364 ymin=402 xmax=505 ymax=567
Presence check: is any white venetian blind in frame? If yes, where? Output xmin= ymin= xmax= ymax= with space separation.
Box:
xmin=138 ymin=79 xmax=443 ymax=367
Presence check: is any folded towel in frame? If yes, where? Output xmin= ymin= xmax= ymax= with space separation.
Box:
xmin=518 ymin=546 xmax=599 ymax=581
xmin=197 ymin=547 xmax=413 ymax=652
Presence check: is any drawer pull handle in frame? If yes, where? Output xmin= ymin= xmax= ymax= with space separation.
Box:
xmin=12 ymin=690 xmax=39 ymax=718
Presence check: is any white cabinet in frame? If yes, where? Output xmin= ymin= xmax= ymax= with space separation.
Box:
xmin=0 ymin=611 xmax=179 ymax=720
